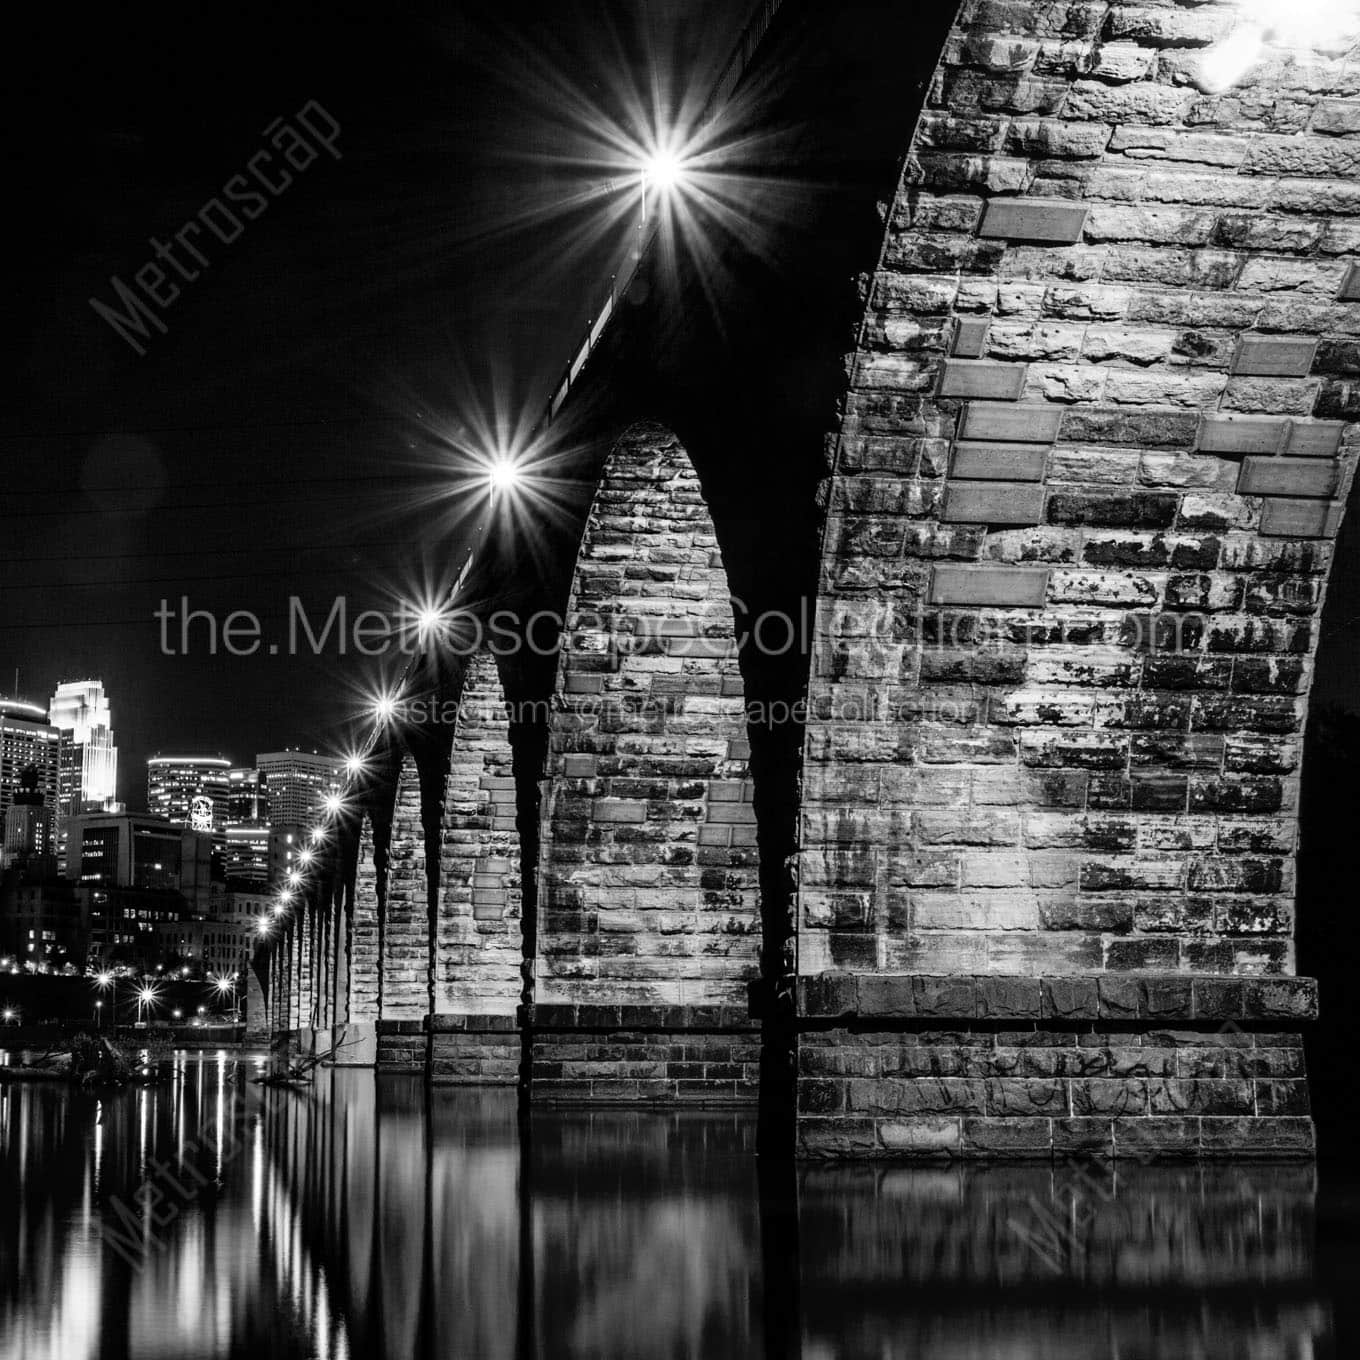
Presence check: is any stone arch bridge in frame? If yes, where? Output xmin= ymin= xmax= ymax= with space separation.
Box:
xmin=254 ymin=0 xmax=1360 ymax=1159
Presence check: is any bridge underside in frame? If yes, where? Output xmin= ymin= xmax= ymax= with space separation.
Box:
xmin=257 ymin=0 xmax=1360 ymax=1158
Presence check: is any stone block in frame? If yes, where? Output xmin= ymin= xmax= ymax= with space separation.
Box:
xmin=912 ymin=976 xmax=977 ymax=1018
xmin=939 ymin=359 xmax=1028 ymax=400
xmin=1237 ymin=458 xmax=1339 ymax=498
xmin=876 ymin=1117 xmax=961 ymax=1156
xmin=1199 ymin=1116 xmax=1314 ymax=1156
xmin=1259 ymin=499 xmax=1344 ymax=538
xmin=959 ymin=402 xmax=1063 ymax=443
xmin=1230 ymin=336 xmax=1318 ymax=378
xmin=979 ymin=197 xmax=1090 ymax=243
xmin=974 ymin=976 xmax=1042 ymax=1018
xmin=1244 ymin=978 xmax=1317 ymax=1020
xmin=950 ymin=440 xmax=1050 ymax=481
xmin=1041 ymin=977 xmax=1099 ymax=1019
xmin=1196 ymin=415 xmax=1289 ymax=456
xmin=1285 ymin=421 xmax=1345 ymax=458
xmin=1192 ymin=977 xmax=1246 ymax=1020
xmin=942 ymin=482 xmax=1047 ymax=523
xmin=1112 ymin=1116 xmax=1200 ymax=1160
xmin=953 ymin=317 xmax=990 ymax=357
xmin=799 ymin=972 xmax=857 ymax=1018
xmin=798 ymin=1118 xmax=880 ymax=1157
xmin=857 ymin=975 xmax=916 ymax=1017
xmin=929 ymin=565 xmax=1049 ymax=606
xmin=961 ymin=1117 xmax=1053 ymax=1156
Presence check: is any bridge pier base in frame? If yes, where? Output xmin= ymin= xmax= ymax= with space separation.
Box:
xmin=529 ymin=1005 xmax=760 ymax=1106
xmin=330 ymin=1021 xmax=376 ymax=1066
xmin=796 ymin=974 xmax=1317 ymax=1160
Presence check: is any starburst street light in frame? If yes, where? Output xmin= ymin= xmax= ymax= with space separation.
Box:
xmin=136 ymin=984 xmax=160 ymax=1025
xmin=489 ymin=458 xmax=521 ymax=496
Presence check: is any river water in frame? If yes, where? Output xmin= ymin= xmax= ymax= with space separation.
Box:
xmin=1 ymin=1054 xmax=1356 ymax=1358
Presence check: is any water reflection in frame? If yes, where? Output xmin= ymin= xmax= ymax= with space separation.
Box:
xmin=0 ymin=1059 xmax=1349 ymax=1359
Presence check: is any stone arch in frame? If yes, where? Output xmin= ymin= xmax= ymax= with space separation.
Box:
xmin=416 ymin=649 xmax=527 ymax=1083
xmin=350 ymin=810 xmax=381 ymax=1022
xmin=534 ymin=420 xmax=761 ymax=1102
xmin=438 ymin=650 xmax=523 ymax=1013
xmin=796 ymin=0 xmax=1355 ymax=1157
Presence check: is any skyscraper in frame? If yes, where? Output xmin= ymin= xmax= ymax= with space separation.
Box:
xmin=224 ymin=766 xmax=270 ymax=886
xmin=2 ymin=765 xmax=55 ymax=871
xmin=49 ymin=680 xmax=118 ymax=815
xmin=146 ymin=755 xmax=231 ymax=833
xmin=255 ymin=750 xmax=339 ymax=826
xmin=0 ymin=698 xmax=63 ymax=827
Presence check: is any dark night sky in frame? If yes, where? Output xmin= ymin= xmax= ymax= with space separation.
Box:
xmin=5 ymin=0 xmax=749 ymax=808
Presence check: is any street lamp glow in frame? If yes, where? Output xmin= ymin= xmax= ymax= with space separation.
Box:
xmin=373 ymin=692 xmax=398 ymax=723
xmin=95 ymin=971 xmax=114 ymax=989
xmin=489 ymin=459 xmax=520 ymax=494
xmin=642 ymin=148 xmax=685 ymax=193
xmin=344 ymin=753 xmax=366 ymax=777
xmin=137 ymin=986 xmax=157 ymax=1005
xmin=310 ymin=827 xmax=326 ymax=845
xmin=256 ymin=917 xmax=273 ymax=937
xmin=323 ymin=792 xmax=343 ymax=816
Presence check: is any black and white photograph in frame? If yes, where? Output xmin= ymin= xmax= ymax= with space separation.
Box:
xmin=5 ymin=0 xmax=1360 ymax=1355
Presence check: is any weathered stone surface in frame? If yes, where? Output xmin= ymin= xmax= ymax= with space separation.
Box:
xmin=797 ymin=0 xmax=1354 ymax=1158
xmin=539 ymin=423 xmax=759 ymax=1016
xmin=978 ymin=197 xmax=1090 ymax=243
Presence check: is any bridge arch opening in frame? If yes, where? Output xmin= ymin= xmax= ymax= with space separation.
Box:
xmin=533 ymin=419 xmax=762 ymax=1102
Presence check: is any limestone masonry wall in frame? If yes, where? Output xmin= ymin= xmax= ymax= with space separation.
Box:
xmin=350 ymin=815 xmax=379 ymax=1022
xmin=381 ymin=753 xmax=427 ymax=1022
xmin=796 ymin=0 xmax=1359 ymax=1155
xmin=437 ymin=651 xmax=523 ymax=1016
xmin=802 ymin=0 xmax=1360 ymax=981
xmin=537 ymin=421 xmax=761 ymax=1012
